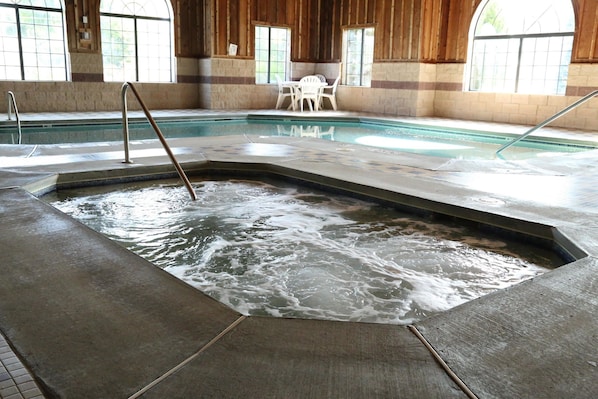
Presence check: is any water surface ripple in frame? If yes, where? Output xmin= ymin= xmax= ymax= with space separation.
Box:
xmin=47 ymin=179 xmax=559 ymax=324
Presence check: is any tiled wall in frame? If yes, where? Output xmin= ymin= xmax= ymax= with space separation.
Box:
xmin=434 ymin=63 xmax=598 ymax=131
xmin=327 ymin=61 xmax=598 ymax=130
xmin=3 ymin=51 xmax=598 ymax=131
xmin=291 ymin=62 xmax=341 ymax=83
xmin=0 ymin=54 xmax=199 ymax=113
xmin=199 ymin=59 xmax=343 ymax=109
xmin=199 ymin=57 xmax=278 ymax=109
xmin=0 ymin=80 xmax=199 ymax=113
xmin=338 ymin=62 xmax=436 ymax=117
xmin=291 ymin=63 xmax=316 ymax=81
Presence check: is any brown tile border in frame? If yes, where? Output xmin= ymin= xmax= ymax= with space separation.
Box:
xmin=198 ymin=76 xmax=255 ymax=85
xmin=435 ymin=82 xmax=463 ymax=91
xmin=371 ymin=80 xmax=461 ymax=91
xmin=143 ymin=76 xmax=598 ymax=100
xmin=177 ymin=75 xmax=201 ymax=84
xmin=566 ymin=86 xmax=598 ymax=96
xmin=71 ymin=73 xmax=103 ymax=82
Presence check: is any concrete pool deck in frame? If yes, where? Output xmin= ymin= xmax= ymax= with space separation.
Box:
xmin=0 ymin=110 xmax=597 ymax=398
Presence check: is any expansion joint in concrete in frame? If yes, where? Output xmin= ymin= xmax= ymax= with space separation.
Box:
xmin=128 ymin=315 xmax=247 ymax=398
xmin=408 ymin=325 xmax=478 ymax=399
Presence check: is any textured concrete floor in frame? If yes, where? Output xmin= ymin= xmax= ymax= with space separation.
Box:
xmin=1 ymin=110 xmax=597 ymax=398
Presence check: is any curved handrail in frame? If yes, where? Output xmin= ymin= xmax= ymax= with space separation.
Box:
xmin=121 ymin=82 xmax=197 ymax=200
xmin=7 ymin=91 xmax=22 ymax=144
xmin=496 ymin=90 xmax=598 ymax=156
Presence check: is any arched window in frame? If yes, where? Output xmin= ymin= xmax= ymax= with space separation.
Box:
xmin=0 ymin=0 xmax=68 ymax=81
xmin=100 ymin=0 xmax=173 ymax=82
xmin=467 ymin=0 xmax=575 ymax=95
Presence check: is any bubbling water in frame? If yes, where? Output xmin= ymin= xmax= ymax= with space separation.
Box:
xmin=47 ymin=179 xmax=560 ymax=324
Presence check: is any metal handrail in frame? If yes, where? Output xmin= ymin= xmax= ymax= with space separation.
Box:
xmin=121 ymin=82 xmax=197 ymax=200
xmin=496 ymin=90 xmax=598 ymax=156
xmin=7 ymin=91 xmax=22 ymax=144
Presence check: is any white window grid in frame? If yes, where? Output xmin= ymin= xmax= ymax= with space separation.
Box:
xmin=255 ymin=26 xmax=290 ymax=84
xmin=343 ymin=27 xmax=374 ymax=87
xmin=100 ymin=0 xmax=173 ymax=83
xmin=468 ymin=0 xmax=574 ymax=95
xmin=0 ymin=0 xmax=67 ymax=81
xmin=469 ymin=33 xmax=573 ymax=95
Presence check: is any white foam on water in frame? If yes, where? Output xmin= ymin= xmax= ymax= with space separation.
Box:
xmin=47 ymin=179 xmax=558 ymax=325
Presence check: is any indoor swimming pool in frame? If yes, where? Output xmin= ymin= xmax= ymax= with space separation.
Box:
xmin=45 ymin=177 xmax=563 ymax=325
xmin=2 ymin=117 xmax=594 ymax=160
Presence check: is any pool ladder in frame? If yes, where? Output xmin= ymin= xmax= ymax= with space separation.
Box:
xmin=496 ymin=89 xmax=598 ymax=156
xmin=121 ymin=82 xmax=197 ymax=200
xmin=6 ymin=91 xmax=22 ymax=144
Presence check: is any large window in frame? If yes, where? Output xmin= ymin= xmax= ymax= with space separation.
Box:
xmin=342 ymin=27 xmax=374 ymax=87
xmin=0 ymin=0 xmax=68 ymax=81
xmin=100 ymin=0 xmax=173 ymax=82
xmin=468 ymin=0 xmax=575 ymax=95
xmin=255 ymin=26 xmax=290 ymax=84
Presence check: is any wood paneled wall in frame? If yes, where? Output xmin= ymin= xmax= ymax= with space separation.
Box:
xmin=173 ymin=0 xmax=210 ymax=57
xmin=66 ymin=0 xmax=598 ymax=63
xmin=420 ymin=0 xmax=481 ymax=62
xmin=572 ymin=0 xmax=598 ymax=62
xmin=373 ymin=0 xmax=421 ymax=61
xmin=208 ymin=0 xmax=333 ymax=61
xmin=65 ymin=0 xmax=100 ymax=53
xmin=205 ymin=0 xmax=478 ymax=62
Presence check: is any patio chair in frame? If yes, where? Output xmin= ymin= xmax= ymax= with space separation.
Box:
xmin=275 ymin=75 xmax=295 ymax=110
xmin=297 ymin=75 xmax=323 ymax=111
xmin=315 ymin=74 xmax=327 ymax=83
xmin=319 ymin=76 xmax=340 ymax=110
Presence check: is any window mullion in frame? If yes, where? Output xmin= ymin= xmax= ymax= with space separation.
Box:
xmin=267 ymin=27 xmax=272 ymax=83
xmin=134 ymin=17 xmax=139 ymax=81
xmin=515 ymin=37 xmax=523 ymax=93
xmin=15 ymin=8 xmax=25 ymax=80
xmin=60 ymin=7 xmax=69 ymax=81
xmin=359 ymin=29 xmax=365 ymax=86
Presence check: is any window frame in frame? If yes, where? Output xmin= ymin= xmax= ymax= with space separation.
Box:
xmin=342 ymin=26 xmax=374 ymax=87
xmin=100 ymin=0 xmax=175 ymax=83
xmin=255 ymin=25 xmax=291 ymax=84
xmin=465 ymin=0 xmax=575 ymax=95
xmin=0 ymin=0 xmax=69 ymax=81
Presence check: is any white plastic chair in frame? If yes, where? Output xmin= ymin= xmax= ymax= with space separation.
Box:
xmin=297 ymin=75 xmax=322 ymax=111
xmin=319 ymin=76 xmax=340 ymax=110
xmin=275 ymin=75 xmax=295 ymax=110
